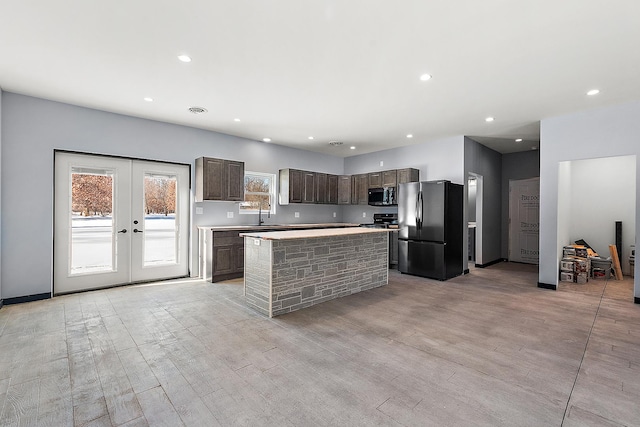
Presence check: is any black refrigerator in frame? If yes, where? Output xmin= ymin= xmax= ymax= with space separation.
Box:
xmin=398 ymin=180 xmax=464 ymax=280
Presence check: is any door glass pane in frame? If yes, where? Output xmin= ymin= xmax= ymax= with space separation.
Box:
xmin=70 ymin=168 xmax=115 ymax=274
xmin=143 ymin=173 xmax=177 ymax=266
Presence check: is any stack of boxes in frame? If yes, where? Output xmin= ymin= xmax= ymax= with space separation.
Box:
xmin=560 ymin=245 xmax=590 ymax=284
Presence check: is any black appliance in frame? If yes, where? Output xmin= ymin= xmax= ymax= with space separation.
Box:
xmin=398 ymin=180 xmax=463 ymax=280
xmin=368 ymin=187 xmax=396 ymax=206
xmin=359 ymin=213 xmax=398 ymax=228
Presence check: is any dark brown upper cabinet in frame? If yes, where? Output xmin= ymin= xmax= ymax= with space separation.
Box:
xmin=368 ymin=171 xmax=382 ymax=188
xmin=352 ymin=174 xmax=369 ymax=205
xmin=279 ymin=169 xmax=316 ymax=204
xmin=338 ymin=175 xmax=352 ymax=205
xmin=302 ymin=171 xmax=316 ymax=203
xmin=196 ymin=157 xmax=245 ymax=202
xmin=397 ymin=168 xmax=420 ymax=184
xmin=327 ymin=174 xmax=338 ymax=204
xmin=315 ymin=173 xmax=327 ymax=204
xmin=382 ymin=170 xmax=398 ymax=187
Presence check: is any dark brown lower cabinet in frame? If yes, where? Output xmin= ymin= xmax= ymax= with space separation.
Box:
xmin=211 ymin=231 xmax=245 ymax=282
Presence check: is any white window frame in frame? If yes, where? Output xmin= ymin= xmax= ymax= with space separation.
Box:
xmin=239 ymin=171 xmax=277 ymax=215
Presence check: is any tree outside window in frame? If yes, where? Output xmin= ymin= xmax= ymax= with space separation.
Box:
xmin=241 ymin=172 xmax=276 ymax=213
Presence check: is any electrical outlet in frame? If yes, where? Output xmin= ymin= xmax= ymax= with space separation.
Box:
xmin=333 ymin=212 xmax=336 ymax=218
xmin=362 ymin=212 xmax=367 ymax=217
xmin=379 ymin=161 xmax=384 ymax=167
xmin=253 ymin=238 xmax=260 ymax=246
xmin=195 ymin=207 xmax=203 ymax=215
xmin=227 ymin=212 xmax=234 ymax=218
xmin=295 ymin=212 xmax=300 ymax=218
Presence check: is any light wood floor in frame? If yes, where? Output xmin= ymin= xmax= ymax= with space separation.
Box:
xmin=0 ymin=263 xmax=638 ymax=426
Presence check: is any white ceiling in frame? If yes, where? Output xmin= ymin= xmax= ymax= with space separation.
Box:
xmin=1 ymin=1 xmax=639 ymax=157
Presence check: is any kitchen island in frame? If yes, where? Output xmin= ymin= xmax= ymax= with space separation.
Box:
xmin=198 ymin=223 xmax=359 ymax=282
xmin=241 ymin=227 xmax=390 ymax=317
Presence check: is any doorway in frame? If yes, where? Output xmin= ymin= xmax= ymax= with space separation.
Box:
xmin=468 ymin=173 xmax=483 ymax=266
xmin=54 ymin=152 xmax=190 ymax=294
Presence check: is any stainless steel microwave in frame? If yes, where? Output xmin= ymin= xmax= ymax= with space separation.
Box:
xmin=368 ymin=187 xmax=396 ymax=206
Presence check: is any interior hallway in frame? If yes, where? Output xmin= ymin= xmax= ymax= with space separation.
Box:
xmin=0 ymin=263 xmax=638 ymax=426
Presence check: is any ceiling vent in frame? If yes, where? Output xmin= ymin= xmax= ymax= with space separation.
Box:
xmin=329 ymin=141 xmax=343 ymax=146
xmin=188 ymin=106 xmax=208 ymax=114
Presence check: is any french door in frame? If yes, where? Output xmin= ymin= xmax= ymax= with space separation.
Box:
xmin=54 ymin=152 xmax=190 ymax=294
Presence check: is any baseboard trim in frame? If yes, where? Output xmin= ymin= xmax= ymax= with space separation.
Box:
xmin=474 ymin=258 xmax=506 ymax=268
xmin=463 ymin=269 xmax=470 ymax=275
xmin=0 ymin=299 xmax=3 ymax=310
xmin=538 ymin=282 xmax=557 ymax=290
xmin=4 ymin=292 xmax=51 ymax=305
xmin=635 ymin=297 xmax=640 ymax=304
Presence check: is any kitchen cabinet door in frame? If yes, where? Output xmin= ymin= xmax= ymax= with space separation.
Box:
xmin=196 ymin=157 xmax=245 ymax=201
xmin=382 ymin=170 xmax=398 ymax=187
xmin=368 ymin=172 xmax=382 ymax=188
xmin=352 ymin=174 xmax=369 ymax=205
xmin=397 ymin=168 xmax=420 ymax=184
xmin=327 ymin=174 xmax=338 ymax=204
xmin=225 ymin=160 xmax=245 ymax=201
xmin=315 ymin=173 xmax=327 ymax=204
xmin=302 ymin=171 xmax=316 ymax=203
xmin=338 ymin=175 xmax=352 ymax=204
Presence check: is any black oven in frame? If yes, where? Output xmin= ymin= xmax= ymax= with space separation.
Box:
xmin=368 ymin=187 xmax=396 ymax=206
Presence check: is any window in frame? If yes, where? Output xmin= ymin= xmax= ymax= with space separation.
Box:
xmin=240 ymin=171 xmax=276 ymax=214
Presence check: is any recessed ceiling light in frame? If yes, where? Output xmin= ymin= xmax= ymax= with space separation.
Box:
xmin=406 ymin=134 xmax=413 ymax=138
xmin=233 ymin=118 xmax=241 ymax=122
xmin=308 ymin=136 xmax=314 ymax=140
xmin=515 ymin=138 xmax=523 ymax=142
xmin=419 ymin=74 xmax=432 ymax=81
xmin=350 ymin=146 xmax=356 ymax=150
xmin=587 ymin=89 xmax=600 ymax=96
xmin=485 ymin=117 xmax=495 ymax=122
xmin=177 ymin=54 xmax=192 ymax=63
xmin=262 ymin=138 xmax=271 ymax=143
xmin=143 ymin=97 xmax=153 ymax=102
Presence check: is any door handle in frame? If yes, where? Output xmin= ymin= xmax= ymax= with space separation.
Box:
xmin=133 ymin=228 xmax=143 ymax=233
xmin=117 ymin=229 xmax=127 ymax=233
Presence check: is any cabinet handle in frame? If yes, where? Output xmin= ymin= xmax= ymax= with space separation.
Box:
xmin=117 ymin=229 xmax=127 ymax=233
xmin=133 ymin=228 xmax=143 ymax=233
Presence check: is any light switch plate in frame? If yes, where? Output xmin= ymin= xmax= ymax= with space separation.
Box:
xmin=195 ymin=207 xmax=203 ymax=215
xmin=379 ymin=161 xmax=384 ymax=167
xmin=227 ymin=212 xmax=234 ymax=218
xmin=363 ymin=212 xmax=367 ymax=217
xmin=333 ymin=212 xmax=336 ymax=218
xmin=295 ymin=212 xmax=300 ymax=218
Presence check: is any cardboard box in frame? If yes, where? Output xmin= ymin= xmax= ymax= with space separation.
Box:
xmin=560 ymin=259 xmax=575 ymax=272
xmin=560 ymin=271 xmax=574 ymax=282
xmin=575 ymin=274 xmax=588 ymax=284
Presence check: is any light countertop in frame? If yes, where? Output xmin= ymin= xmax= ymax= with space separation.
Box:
xmin=240 ymin=227 xmax=392 ymax=240
xmin=197 ymin=223 xmax=359 ymax=231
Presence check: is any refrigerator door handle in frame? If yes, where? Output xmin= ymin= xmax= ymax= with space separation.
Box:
xmin=418 ymin=190 xmax=423 ymax=227
xmin=415 ymin=191 xmax=420 ymax=227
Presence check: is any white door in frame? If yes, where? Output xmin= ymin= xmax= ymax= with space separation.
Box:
xmin=508 ymin=177 xmax=540 ymax=264
xmin=54 ymin=152 xmax=189 ymax=294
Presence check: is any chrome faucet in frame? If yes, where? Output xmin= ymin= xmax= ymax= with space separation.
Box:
xmin=258 ymin=203 xmax=271 ymax=226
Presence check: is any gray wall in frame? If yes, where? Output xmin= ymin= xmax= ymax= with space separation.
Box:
xmin=540 ymin=100 xmax=640 ymax=297
xmin=501 ymin=150 xmax=540 ymax=258
xmin=464 ymin=137 xmax=502 ymax=265
xmin=1 ymin=92 xmax=345 ymax=299
xmin=342 ymin=135 xmax=465 ymax=224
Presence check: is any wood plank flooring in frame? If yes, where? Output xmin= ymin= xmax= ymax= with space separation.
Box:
xmin=0 ymin=263 xmax=638 ymax=426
